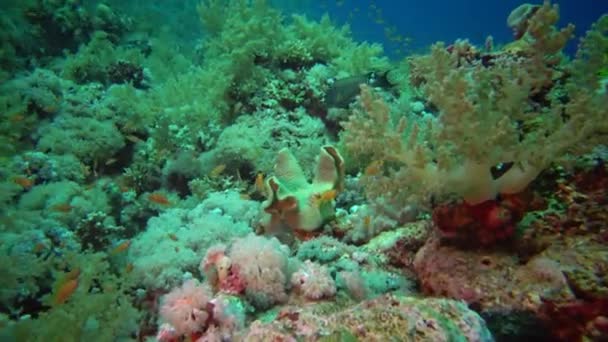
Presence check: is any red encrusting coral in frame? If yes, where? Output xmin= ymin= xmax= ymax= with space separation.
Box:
xmin=432 ymin=191 xmax=544 ymax=246
xmin=539 ymin=298 xmax=608 ymax=341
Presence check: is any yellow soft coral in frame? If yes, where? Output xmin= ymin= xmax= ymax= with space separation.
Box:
xmin=260 ymin=146 xmax=344 ymax=234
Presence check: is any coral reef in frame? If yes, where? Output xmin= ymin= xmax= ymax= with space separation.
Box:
xmin=242 ymin=294 xmax=493 ymax=341
xmin=0 ymin=0 xmax=606 ymax=341
xmin=342 ymin=2 xmax=607 ymax=209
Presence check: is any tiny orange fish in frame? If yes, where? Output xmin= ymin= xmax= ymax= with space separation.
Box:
xmin=32 ymin=242 xmax=47 ymax=254
xmin=312 ymin=189 xmax=338 ymax=207
xmin=9 ymin=114 xmax=25 ymax=123
xmin=209 ymin=164 xmax=226 ymax=178
xmin=53 ymin=268 xmax=80 ymax=305
xmin=110 ymin=240 xmax=131 ymax=255
xmin=51 ymin=203 xmax=73 ymax=213
xmin=254 ymin=172 xmax=265 ymax=193
xmin=148 ymin=193 xmax=171 ymax=205
xmin=13 ymin=176 xmax=34 ymax=189
xmin=364 ymin=160 xmax=384 ymax=176
xmin=116 ymin=178 xmax=131 ymax=193
xmin=239 ymin=193 xmax=251 ymax=200
xmin=54 ymin=279 xmax=79 ymax=305
xmin=319 ymin=189 xmax=337 ymax=202
xmin=125 ymin=263 xmax=134 ymax=273
xmin=168 ymin=233 xmax=178 ymax=241
xmin=363 ymin=215 xmax=372 ymax=228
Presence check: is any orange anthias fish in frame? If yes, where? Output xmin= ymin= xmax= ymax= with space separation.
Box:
xmin=51 ymin=203 xmax=74 ymax=213
xmin=311 ymin=189 xmax=338 ymax=208
xmin=12 ymin=176 xmax=34 ymax=189
xmin=364 ymin=160 xmax=384 ymax=176
xmin=9 ymin=113 xmax=26 ymax=123
xmin=32 ymin=242 xmax=47 ymax=254
xmin=254 ymin=172 xmax=265 ymax=194
xmin=148 ymin=193 xmax=171 ymax=205
xmin=110 ymin=240 xmax=131 ymax=256
xmin=53 ymin=268 xmax=80 ymax=305
xmin=363 ymin=215 xmax=372 ymax=229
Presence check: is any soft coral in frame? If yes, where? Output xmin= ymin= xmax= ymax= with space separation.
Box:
xmin=159 ymin=280 xmax=214 ymax=337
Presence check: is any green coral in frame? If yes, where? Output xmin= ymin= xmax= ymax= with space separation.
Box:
xmin=36 ymin=115 xmax=125 ymax=165
xmin=2 ymin=252 xmax=139 ymax=341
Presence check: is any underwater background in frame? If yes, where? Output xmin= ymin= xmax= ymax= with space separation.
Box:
xmin=0 ymin=0 xmax=607 ymax=341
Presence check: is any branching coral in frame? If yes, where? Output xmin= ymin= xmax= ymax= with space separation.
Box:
xmin=341 ymin=1 xmax=607 ymax=209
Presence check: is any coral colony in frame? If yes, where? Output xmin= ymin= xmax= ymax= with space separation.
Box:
xmin=0 ymin=1 xmax=607 ymax=341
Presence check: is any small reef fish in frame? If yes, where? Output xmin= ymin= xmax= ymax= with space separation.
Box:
xmin=209 ymin=164 xmax=226 ymax=178
xmin=254 ymin=172 xmax=265 ymax=194
xmin=363 ymin=215 xmax=372 ymax=229
xmin=8 ymin=113 xmax=26 ymax=122
xmin=311 ymin=189 xmax=338 ymax=208
xmin=110 ymin=240 xmax=131 ymax=255
xmin=12 ymin=176 xmax=34 ymax=189
xmin=125 ymin=134 xmax=143 ymax=144
xmin=51 ymin=203 xmax=74 ymax=213
xmin=167 ymin=233 xmax=178 ymax=241
xmin=148 ymin=193 xmax=171 ymax=205
xmin=115 ymin=177 xmax=131 ymax=193
xmin=32 ymin=242 xmax=47 ymax=254
xmin=324 ymin=70 xmax=396 ymax=108
xmin=105 ymin=158 xmax=118 ymax=166
xmin=53 ymin=268 xmax=80 ymax=305
xmin=364 ymin=160 xmax=384 ymax=176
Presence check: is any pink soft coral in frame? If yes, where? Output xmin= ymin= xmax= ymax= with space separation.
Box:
xmin=291 ymin=260 xmax=336 ymax=300
xmin=159 ymin=279 xmax=212 ymax=336
xmin=201 ymin=245 xmax=247 ymax=295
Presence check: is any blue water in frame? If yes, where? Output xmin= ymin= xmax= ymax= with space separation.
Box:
xmin=294 ymin=0 xmax=608 ymax=58
xmin=119 ymin=0 xmax=607 ymax=58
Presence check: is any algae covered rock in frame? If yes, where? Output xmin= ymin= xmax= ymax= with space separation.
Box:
xmin=242 ymin=294 xmax=493 ymax=341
